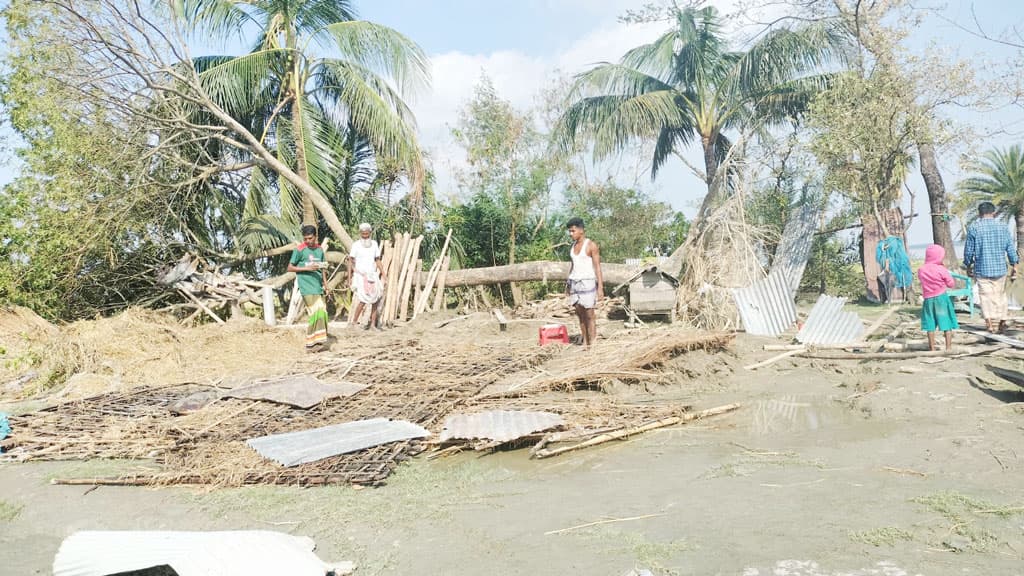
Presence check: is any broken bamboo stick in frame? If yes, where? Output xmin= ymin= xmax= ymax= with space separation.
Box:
xmin=544 ymin=512 xmax=667 ymax=536
xmin=744 ymin=348 xmax=805 ymax=370
xmin=415 ymin=228 xmax=453 ymax=316
xmin=763 ymin=342 xmax=882 ymax=351
xmin=432 ymin=255 xmax=451 ymax=312
xmin=177 ymin=285 xmax=225 ymax=324
xmin=797 ymin=345 xmax=1003 ymax=360
xmin=531 ymin=403 xmax=741 ymax=459
xmin=861 ymin=306 xmax=900 ymax=340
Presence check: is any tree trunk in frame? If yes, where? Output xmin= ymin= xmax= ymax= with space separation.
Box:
xmin=1016 ymin=212 xmax=1024 ymax=263
xmin=693 ymin=133 xmax=720 ymax=224
xmin=292 ymin=93 xmax=317 ymax=227
xmin=917 ymin=140 xmax=957 ymax=268
xmin=660 ymin=133 xmax=719 ymax=279
xmin=436 ymin=261 xmax=634 ymax=288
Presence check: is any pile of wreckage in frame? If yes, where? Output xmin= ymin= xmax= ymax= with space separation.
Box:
xmin=732 ymin=204 xmax=1024 ymax=368
xmin=1 ymin=329 xmax=738 ymax=487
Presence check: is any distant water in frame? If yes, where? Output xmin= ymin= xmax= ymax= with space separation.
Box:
xmin=907 ymin=242 xmax=965 ymax=260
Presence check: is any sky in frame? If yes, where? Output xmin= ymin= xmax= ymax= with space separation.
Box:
xmin=3 ymin=0 xmax=1024 ymax=246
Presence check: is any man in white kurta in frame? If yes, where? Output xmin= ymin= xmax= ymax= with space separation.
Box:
xmin=347 ymin=223 xmax=386 ymax=330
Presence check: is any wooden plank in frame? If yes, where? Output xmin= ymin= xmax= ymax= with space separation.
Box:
xmin=284 ymin=278 xmax=303 ymax=326
xmin=398 ymin=236 xmax=423 ymax=322
xmin=961 ymin=327 xmax=1024 ymax=349
xmin=176 ymin=285 xmax=226 ymax=324
xmin=385 ymin=233 xmax=409 ymax=326
xmin=493 ymin=308 xmax=508 ymax=332
xmin=415 ymin=228 xmax=453 ymax=317
xmin=432 ymin=256 xmax=451 ymax=312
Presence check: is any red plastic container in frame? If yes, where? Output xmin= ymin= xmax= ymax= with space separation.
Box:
xmin=538 ymin=324 xmax=569 ymax=345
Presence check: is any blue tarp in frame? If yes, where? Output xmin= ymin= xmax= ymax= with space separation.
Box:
xmin=876 ymin=236 xmax=913 ymax=288
xmin=0 ymin=412 xmax=10 ymax=453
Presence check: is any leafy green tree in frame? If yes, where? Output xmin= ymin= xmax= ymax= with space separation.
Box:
xmin=0 ymin=0 xmax=236 ymax=317
xmin=451 ymin=77 xmax=560 ymax=302
xmin=958 ymin=145 xmax=1024 ymax=257
xmin=808 ymin=68 xmax=917 ymax=235
xmin=561 ymin=183 xmax=687 ymax=263
xmin=556 ymin=5 xmax=845 ymax=225
xmin=178 ymin=0 xmax=428 ymax=244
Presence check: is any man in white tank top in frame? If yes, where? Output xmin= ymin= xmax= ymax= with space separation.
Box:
xmin=565 ymin=217 xmax=604 ymax=349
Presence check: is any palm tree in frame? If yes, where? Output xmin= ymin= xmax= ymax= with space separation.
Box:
xmin=175 ymin=0 xmax=428 ymax=247
xmin=958 ymin=145 xmax=1024 ymax=257
xmin=556 ymin=6 xmax=845 ymax=225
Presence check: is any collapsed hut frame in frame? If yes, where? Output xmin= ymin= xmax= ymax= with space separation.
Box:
xmin=2 ymin=331 xmax=736 ymax=487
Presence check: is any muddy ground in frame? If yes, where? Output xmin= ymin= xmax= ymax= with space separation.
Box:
xmin=2 ymin=307 xmax=1024 ymax=575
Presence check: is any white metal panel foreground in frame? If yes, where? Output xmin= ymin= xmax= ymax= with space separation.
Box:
xmin=53 ymin=530 xmax=349 ymax=576
xmin=247 ymin=417 xmax=430 ymax=467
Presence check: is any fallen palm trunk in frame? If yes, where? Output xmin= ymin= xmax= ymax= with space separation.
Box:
xmin=531 ymin=403 xmax=741 ymax=459
xmin=439 ymin=261 xmax=636 ymax=287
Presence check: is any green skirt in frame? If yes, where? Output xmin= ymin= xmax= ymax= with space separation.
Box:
xmin=921 ymin=293 xmax=959 ymax=332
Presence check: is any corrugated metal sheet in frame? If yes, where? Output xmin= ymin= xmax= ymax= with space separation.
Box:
xmin=52 ymin=530 xmax=338 ymax=576
xmin=247 ymin=418 xmax=429 ymax=467
xmin=227 ymin=375 xmax=366 ymax=409
xmin=732 ymin=270 xmax=797 ymax=336
xmin=439 ymin=410 xmax=564 ymax=443
xmin=770 ymin=202 xmax=820 ymax=294
xmin=796 ymin=294 xmax=864 ymax=345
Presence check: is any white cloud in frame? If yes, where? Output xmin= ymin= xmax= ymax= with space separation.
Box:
xmin=412 ymin=19 xmax=671 ymax=203
xmin=409 ymin=0 xmax=787 ymax=212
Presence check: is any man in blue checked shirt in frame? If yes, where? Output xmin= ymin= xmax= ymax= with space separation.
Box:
xmin=963 ymin=201 xmax=1019 ymax=333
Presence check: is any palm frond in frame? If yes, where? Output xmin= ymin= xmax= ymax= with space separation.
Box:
xmin=196 ymin=48 xmax=291 ymax=116
xmin=320 ymin=21 xmax=430 ymax=97
xmin=294 ymin=0 xmax=357 ymax=35
xmin=735 ymin=21 xmax=849 ymax=97
xmin=311 ymin=58 xmax=416 ymax=127
xmin=165 ymin=0 xmax=255 ymax=39
xmin=238 ymin=212 xmax=299 ymax=252
xmin=558 ymin=91 xmax=691 ymax=161
xmin=315 ymin=59 xmax=422 ymax=168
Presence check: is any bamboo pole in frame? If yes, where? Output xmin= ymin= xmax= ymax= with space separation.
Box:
xmin=385 ymin=233 xmax=409 ymax=325
xmin=532 ymin=403 xmax=741 ymax=459
xmin=176 ymin=286 xmax=225 ymax=324
xmin=413 ymin=258 xmax=423 ymax=315
xmin=416 ymin=228 xmax=453 ymax=316
xmin=399 ymin=236 xmax=424 ymax=321
xmin=797 ymin=345 xmax=1002 ymax=360
xmin=414 ymin=257 xmax=442 ymax=317
xmin=388 ymin=233 xmax=414 ymax=325
xmin=432 ymin=256 xmax=451 ymax=312
xmin=861 ymin=306 xmax=900 ymax=340
xmin=744 ymin=348 xmax=805 ymax=370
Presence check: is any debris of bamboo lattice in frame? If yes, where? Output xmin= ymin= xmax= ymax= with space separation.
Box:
xmin=2 ymin=329 xmax=738 ymax=487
